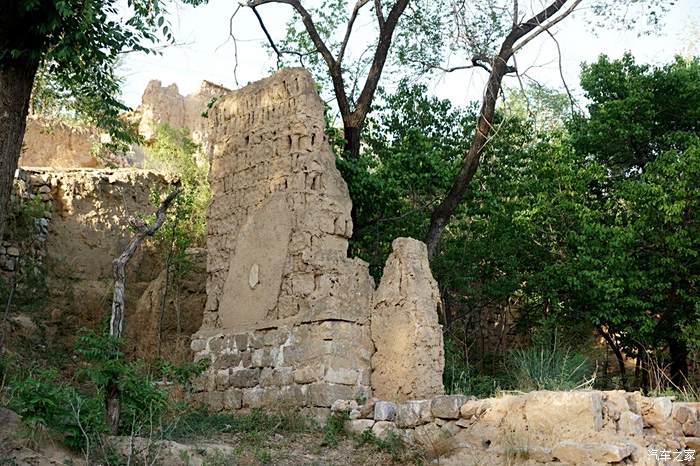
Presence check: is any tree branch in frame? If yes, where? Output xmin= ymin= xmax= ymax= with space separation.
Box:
xmin=374 ymin=0 xmax=385 ymax=28
xmin=339 ymin=0 xmax=371 ymax=65
xmin=511 ymin=0 xmax=583 ymax=54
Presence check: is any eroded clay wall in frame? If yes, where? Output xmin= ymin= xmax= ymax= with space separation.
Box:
xmin=191 ymin=68 xmax=376 ymax=415
xmin=19 ymin=117 xmax=100 ymax=168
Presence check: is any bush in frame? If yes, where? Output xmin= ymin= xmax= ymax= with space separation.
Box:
xmin=508 ymin=341 xmax=594 ymax=391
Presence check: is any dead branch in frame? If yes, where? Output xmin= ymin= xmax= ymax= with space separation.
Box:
xmin=107 ymin=186 xmax=180 ymax=436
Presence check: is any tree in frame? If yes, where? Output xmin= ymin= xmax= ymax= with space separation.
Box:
xmin=240 ymin=0 xmax=414 ymax=160
xmin=403 ymin=0 xmax=672 ymax=258
xmin=0 ymin=0 xmax=206 ymax=240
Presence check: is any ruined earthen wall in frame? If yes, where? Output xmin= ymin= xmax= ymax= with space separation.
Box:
xmin=191 ymin=68 xmax=375 ymax=415
xmin=19 ymin=117 xmax=100 ymax=168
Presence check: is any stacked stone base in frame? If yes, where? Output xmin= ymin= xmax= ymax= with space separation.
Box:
xmin=337 ymin=391 xmax=696 ymax=465
xmin=190 ymin=321 xmax=373 ymax=417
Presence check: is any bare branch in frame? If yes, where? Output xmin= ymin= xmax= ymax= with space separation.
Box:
xmin=339 ymin=0 xmax=371 ymax=65
xmin=374 ymin=0 xmax=385 ymax=28
xmin=511 ymin=0 xmax=584 ymax=54
xmin=546 ymin=29 xmax=577 ymax=116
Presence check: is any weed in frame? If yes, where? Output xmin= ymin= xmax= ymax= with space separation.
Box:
xmin=321 ymin=411 xmax=348 ymax=446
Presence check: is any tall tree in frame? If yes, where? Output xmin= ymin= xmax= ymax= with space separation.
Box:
xmin=415 ymin=0 xmax=671 ymax=258
xmin=0 ymin=0 xmax=206 ymax=239
xmin=241 ymin=0 xmax=414 ymax=160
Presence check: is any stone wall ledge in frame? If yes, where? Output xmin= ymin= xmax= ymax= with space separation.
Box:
xmin=334 ymin=390 xmax=693 ymax=465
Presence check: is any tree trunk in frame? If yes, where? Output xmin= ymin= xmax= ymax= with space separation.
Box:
xmin=598 ymin=327 xmax=628 ymax=390
xmin=343 ymin=123 xmax=361 ymax=160
xmin=424 ymin=52 xmax=511 ymax=259
xmin=107 ymin=187 xmax=181 ymax=435
xmin=0 ymin=60 xmax=39 ymax=240
xmin=669 ymin=336 xmax=689 ymax=388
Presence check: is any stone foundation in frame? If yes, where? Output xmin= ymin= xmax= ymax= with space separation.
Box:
xmin=338 ymin=391 xmax=694 ymax=465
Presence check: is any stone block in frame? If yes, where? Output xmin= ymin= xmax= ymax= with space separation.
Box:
xmin=396 ymin=400 xmax=432 ymax=428
xmin=673 ymin=403 xmax=697 ymax=425
xmin=552 ymin=441 xmax=633 ymax=464
xmin=324 ymin=367 xmax=358 ymax=385
xmin=215 ymin=370 xmax=230 ymax=390
xmin=331 ymin=399 xmax=358 ymax=413
xmin=460 ymin=399 xmax=490 ymax=419
xmin=523 ymin=391 xmax=603 ymax=433
xmin=293 ymin=364 xmax=324 ymax=384
xmin=374 ymin=401 xmax=397 ymax=421
xmin=223 ymin=389 xmax=242 ymax=410
xmin=229 ymin=368 xmax=259 ymax=388
xmin=205 ymin=391 xmax=224 ymax=412
xmin=641 ymin=396 xmax=673 ymax=427
xmin=344 ymin=419 xmax=374 ymax=435
xmin=190 ymin=338 xmax=207 ymax=352
xmin=233 ymin=333 xmax=248 ymax=351
xmin=372 ymin=421 xmax=398 ymax=441
xmin=431 ymin=395 xmax=469 ymax=419
xmin=308 ymin=383 xmax=355 ymax=407
xmin=259 ymin=367 xmax=294 ymax=387
xmin=617 ymin=411 xmax=643 ymax=436
xmin=212 ymin=352 xmax=244 ymax=370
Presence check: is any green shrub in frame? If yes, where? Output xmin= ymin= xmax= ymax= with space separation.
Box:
xmin=443 ymin=338 xmax=503 ymax=398
xmin=322 ymin=411 xmax=348 ymax=446
xmin=508 ymin=341 xmax=594 ymax=391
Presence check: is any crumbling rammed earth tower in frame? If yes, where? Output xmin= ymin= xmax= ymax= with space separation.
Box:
xmin=191 ymin=69 xmax=376 ymax=413
xmin=191 ymin=68 xmax=444 ymax=415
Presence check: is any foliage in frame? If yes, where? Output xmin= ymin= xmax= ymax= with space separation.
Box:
xmin=145 ymin=123 xmax=209 ymax=260
xmin=322 ymin=411 xmax=349 ymax=446
xmin=443 ymin=338 xmax=503 ymax=398
xmin=339 ymin=81 xmax=471 ymax=276
xmin=508 ymin=341 xmax=594 ymax=392
xmin=2 ymin=0 xmax=207 ymax=147
xmin=2 ymin=328 xmax=208 ymax=456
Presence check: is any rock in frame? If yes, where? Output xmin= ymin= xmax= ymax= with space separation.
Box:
xmin=344 ymin=419 xmax=375 ymax=435
xmin=642 ymin=397 xmax=673 ymax=427
xmin=552 ymin=441 xmax=633 ymax=464
xmin=673 ymin=403 xmax=697 ymax=425
xmin=375 ymin=401 xmax=398 ymax=421
xmin=308 ymin=383 xmax=356 ymax=407
xmin=229 ymin=368 xmax=259 ymax=388
xmin=6 ymin=246 xmax=19 ymax=257
xmin=460 ymin=399 xmax=490 ymax=419
xmin=223 ymin=389 xmax=242 ymax=410
xmin=396 ymin=400 xmax=432 ymax=428
xmin=325 ymin=367 xmax=358 ymax=385
xmin=432 ymin=395 xmax=469 ymax=419
xmin=331 ymin=399 xmax=358 ymax=413
xmin=617 ymin=411 xmax=644 ymax=436
xmin=523 ymin=391 xmax=603 ymax=433
xmin=370 ymin=238 xmax=445 ymax=401
xmin=372 ymin=421 xmax=398 ymax=441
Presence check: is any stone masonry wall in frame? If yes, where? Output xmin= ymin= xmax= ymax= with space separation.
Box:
xmin=337 ymin=391 xmax=695 ymax=465
xmin=191 ymin=68 xmax=378 ymax=416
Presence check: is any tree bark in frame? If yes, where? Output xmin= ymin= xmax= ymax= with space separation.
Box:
xmin=669 ymin=336 xmax=689 ymax=388
xmin=0 ymin=60 xmax=39 ymax=241
xmin=424 ymin=0 xmax=572 ymax=258
xmin=107 ymin=187 xmax=181 ymax=435
xmin=598 ymin=327 xmax=628 ymax=390
xmin=343 ymin=124 xmax=362 ymax=160
xmin=424 ymin=52 xmax=510 ymax=258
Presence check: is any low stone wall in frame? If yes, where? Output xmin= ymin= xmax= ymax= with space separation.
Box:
xmin=190 ymin=322 xmax=372 ymax=420
xmin=1 ymin=170 xmax=53 ymax=277
xmin=337 ymin=391 xmax=695 ymax=465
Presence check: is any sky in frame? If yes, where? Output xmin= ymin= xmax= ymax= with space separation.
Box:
xmin=118 ymin=0 xmax=700 ymax=110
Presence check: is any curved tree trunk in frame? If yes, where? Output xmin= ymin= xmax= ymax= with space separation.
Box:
xmin=0 ymin=60 xmax=39 ymax=240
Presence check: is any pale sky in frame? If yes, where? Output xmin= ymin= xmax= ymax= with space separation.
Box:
xmin=118 ymin=0 xmax=700 ymax=110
